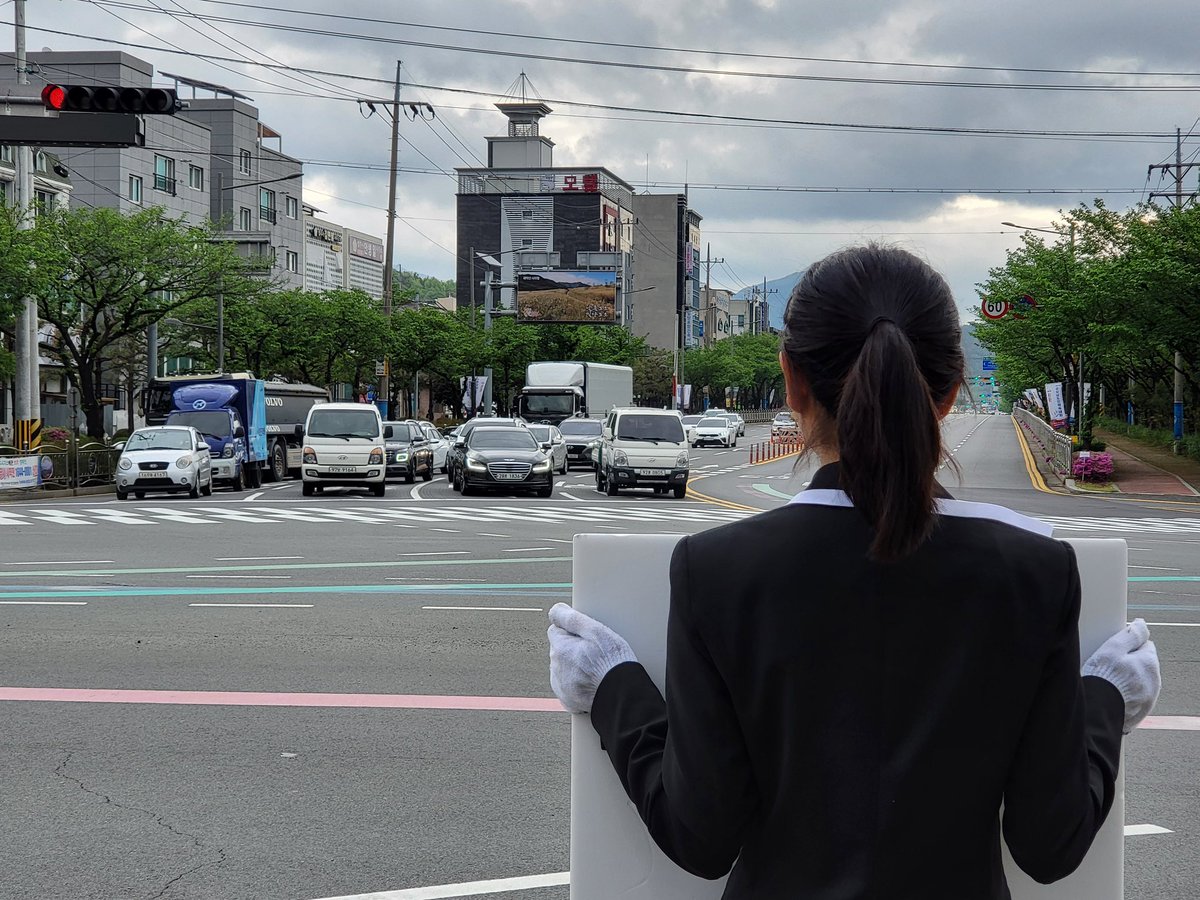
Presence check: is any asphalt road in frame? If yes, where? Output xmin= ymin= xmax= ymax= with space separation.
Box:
xmin=1 ymin=414 xmax=1197 ymax=899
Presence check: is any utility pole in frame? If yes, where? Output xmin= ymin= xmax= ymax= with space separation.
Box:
xmin=482 ymin=269 xmax=494 ymax=416
xmin=756 ymin=277 xmax=779 ymax=335
xmin=701 ymin=243 xmax=724 ymax=349
xmin=12 ymin=0 xmax=41 ymax=450
xmin=1147 ymin=127 xmax=1198 ymax=452
xmin=379 ymin=60 xmax=402 ymax=419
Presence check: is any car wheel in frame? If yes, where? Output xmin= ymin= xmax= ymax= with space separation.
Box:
xmin=537 ymin=484 xmax=553 ymax=498
xmin=117 ymin=489 xmax=129 ymax=501
xmin=447 ymin=465 xmax=455 ymax=484
xmin=267 ymin=443 xmax=287 ymax=483
xmin=605 ymin=469 xmax=619 ymax=497
xmin=558 ymin=457 xmax=568 ymax=475
xmin=732 ymin=436 xmax=738 ymax=447
xmin=230 ymin=465 xmax=244 ymax=492
xmin=440 ymin=463 xmax=447 ymax=475
xmin=460 ymin=477 xmax=475 ymax=497
xmin=422 ymin=463 xmax=433 ymax=482
xmin=452 ymin=469 xmax=463 ymax=493
xmin=201 ymin=472 xmax=213 ymax=496
xmin=302 ymin=482 xmax=315 ymax=497
xmin=189 ymin=481 xmax=201 ymax=500
xmin=404 ymin=469 xmax=414 ymax=484
xmin=371 ymin=482 xmax=386 ymax=497
xmin=673 ymin=484 xmax=687 ymax=499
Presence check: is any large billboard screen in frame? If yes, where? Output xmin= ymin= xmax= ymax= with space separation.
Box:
xmin=516 ymin=270 xmax=617 ymax=324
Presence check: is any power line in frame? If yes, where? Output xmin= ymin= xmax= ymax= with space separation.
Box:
xmin=77 ymin=0 xmax=1200 ymax=94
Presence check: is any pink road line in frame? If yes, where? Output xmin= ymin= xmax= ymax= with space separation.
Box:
xmin=1139 ymin=715 xmax=1200 ymax=731
xmin=0 ymin=686 xmax=566 ymax=712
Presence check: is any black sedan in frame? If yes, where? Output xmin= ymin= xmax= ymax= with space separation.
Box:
xmin=557 ymin=417 xmax=603 ymax=469
xmin=451 ymin=426 xmax=553 ymax=497
xmin=383 ymin=421 xmax=434 ymax=483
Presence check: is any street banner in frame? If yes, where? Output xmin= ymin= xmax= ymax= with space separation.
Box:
xmin=1045 ymin=382 xmax=1067 ymax=426
xmin=1024 ymin=389 xmax=1043 ymax=409
xmin=1083 ymin=383 xmax=1092 ymax=410
xmin=0 ymin=455 xmax=42 ymax=491
xmin=460 ymin=375 xmax=488 ymax=411
xmin=570 ymin=533 xmax=1126 ymax=900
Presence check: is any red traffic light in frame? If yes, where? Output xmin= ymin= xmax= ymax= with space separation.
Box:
xmin=39 ymin=83 xmax=179 ymax=115
xmin=41 ymin=84 xmax=66 ymax=110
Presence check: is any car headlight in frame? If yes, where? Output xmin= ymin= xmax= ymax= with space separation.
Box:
xmin=676 ymin=451 xmax=689 ymax=467
xmin=395 ymin=450 xmax=409 ymax=462
xmin=613 ymin=450 xmax=628 ymax=466
xmin=118 ymin=457 xmax=132 ymax=470
xmin=466 ymin=453 xmax=487 ymax=472
xmin=222 ymin=445 xmax=234 ymax=458
xmin=175 ymin=455 xmax=193 ymax=468
xmin=532 ymin=458 xmax=551 ymax=473
xmin=302 ymin=447 xmax=317 ymax=464
xmin=368 ymin=448 xmax=384 ymax=465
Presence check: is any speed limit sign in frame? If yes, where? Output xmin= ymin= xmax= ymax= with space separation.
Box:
xmin=981 ymin=297 xmax=1009 ymax=320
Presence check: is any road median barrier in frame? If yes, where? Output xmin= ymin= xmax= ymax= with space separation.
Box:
xmin=749 ymin=436 xmax=804 ymax=465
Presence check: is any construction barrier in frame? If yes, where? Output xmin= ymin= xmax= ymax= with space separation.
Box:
xmin=749 ymin=436 xmax=804 ymax=463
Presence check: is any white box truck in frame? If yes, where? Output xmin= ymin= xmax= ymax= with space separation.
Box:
xmin=517 ymin=361 xmax=633 ymax=425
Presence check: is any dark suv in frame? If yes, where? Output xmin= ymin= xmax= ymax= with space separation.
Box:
xmin=383 ymin=420 xmax=434 ymax=483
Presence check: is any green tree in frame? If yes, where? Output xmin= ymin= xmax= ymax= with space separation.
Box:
xmin=1 ymin=206 xmax=261 ymax=439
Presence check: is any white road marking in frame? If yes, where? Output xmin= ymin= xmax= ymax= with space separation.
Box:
xmin=543 ymin=538 xmax=573 ymax=544
xmin=431 ymin=528 xmax=460 ymax=533
xmin=189 ymin=603 xmax=313 ymax=608
xmin=0 ymin=601 xmax=88 ymax=606
xmin=422 ymin=606 xmax=543 ymax=612
xmin=1145 ymin=622 xmax=1200 ymax=627
xmin=215 ymin=556 xmax=304 ymax=561
xmin=400 ymin=551 xmax=470 ymax=557
xmin=310 ymin=871 xmax=570 ymax=900
xmin=245 ymin=491 xmax=264 ymax=501
xmin=410 ymin=480 xmax=430 ymax=501
xmin=1129 ymin=565 xmax=1182 ymax=571
xmin=501 ymin=547 xmax=554 ymax=552
xmin=186 ymin=575 xmax=294 ymax=580
xmin=477 ymin=533 xmax=510 ymax=538
xmin=5 ymin=560 xmax=113 ymax=565
xmin=1124 ymin=824 xmax=1173 ymax=836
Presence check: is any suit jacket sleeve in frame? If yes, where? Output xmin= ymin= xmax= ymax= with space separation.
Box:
xmin=1001 ymin=541 xmax=1126 ymax=884
xmin=590 ymin=535 xmax=758 ymax=880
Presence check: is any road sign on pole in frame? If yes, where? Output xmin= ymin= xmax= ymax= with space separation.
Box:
xmin=981 ymin=298 xmax=1009 ymax=320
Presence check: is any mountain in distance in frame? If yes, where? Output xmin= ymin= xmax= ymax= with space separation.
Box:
xmin=732 ymin=271 xmax=804 ymax=330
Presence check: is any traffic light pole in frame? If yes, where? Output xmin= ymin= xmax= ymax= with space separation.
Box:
xmin=12 ymin=0 xmax=40 ymax=450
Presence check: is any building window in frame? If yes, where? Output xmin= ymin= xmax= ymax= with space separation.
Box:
xmin=259 ymin=188 xmax=276 ymax=224
xmin=0 ymin=180 xmax=8 ymax=204
xmin=737 ymin=314 xmax=746 ymax=328
xmin=239 ymin=149 xmax=252 ymax=175
xmin=34 ymin=152 xmax=48 ymax=173
xmin=0 ymin=145 xmax=13 ymax=164
xmin=285 ymin=250 xmax=299 ymax=273
xmin=285 ymin=195 xmax=298 ymax=219
xmin=34 ymin=190 xmax=55 ymax=215
xmin=153 ymin=155 xmax=176 ymax=195
xmin=188 ymin=165 xmax=204 ymax=191
xmin=521 ymin=238 xmax=533 ymax=247
xmin=129 ymin=175 xmax=143 ymax=204
xmin=239 ymin=207 xmax=252 ymax=231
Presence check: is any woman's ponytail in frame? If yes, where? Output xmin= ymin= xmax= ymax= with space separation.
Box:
xmin=837 ymin=319 xmax=942 ymax=561
xmin=780 ymin=245 xmax=963 ymax=562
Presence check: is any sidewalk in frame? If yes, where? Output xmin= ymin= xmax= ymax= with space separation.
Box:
xmin=1093 ymin=428 xmax=1200 ymax=497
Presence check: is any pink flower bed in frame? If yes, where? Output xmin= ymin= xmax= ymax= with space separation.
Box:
xmin=1072 ymin=452 xmax=1115 ymax=482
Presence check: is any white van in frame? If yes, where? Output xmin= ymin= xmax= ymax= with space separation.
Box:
xmin=595 ymin=407 xmax=690 ymax=498
xmin=300 ymin=402 xmax=387 ymax=497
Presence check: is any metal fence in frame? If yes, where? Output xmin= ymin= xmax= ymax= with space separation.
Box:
xmin=1012 ymin=407 xmax=1073 ymax=482
xmin=0 ymin=443 xmax=119 ymax=495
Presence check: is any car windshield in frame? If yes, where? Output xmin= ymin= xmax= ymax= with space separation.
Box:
xmin=469 ymin=428 xmax=539 ymax=450
xmin=307 ymin=409 xmax=380 ymax=439
xmin=775 ymin=414 xmax=795 ymax=424
xmin=699 ymin=417 xmax=728 ymax=427
xmin=616 ymin=415 xmax=685 ymax=442
xmin=681 ymin=416 xmax=703 ymax=426
xmin=528 ymin=425 xmax=556 ymax=442
xmin=384 ymin=422 xmax=418 ymax=442
xmin=558 ymin=420 xmax=602 ymax=437
xmin=166 ymin=410 xmax=231 ymax=438
xmin=126 ymin=429 xmax=192 ymax=451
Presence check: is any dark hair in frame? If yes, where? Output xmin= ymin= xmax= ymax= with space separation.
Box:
xmin=781 ymin=245 xmax=963 ymax=561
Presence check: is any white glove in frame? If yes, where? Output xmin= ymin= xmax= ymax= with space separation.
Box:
xmin=547 ymin=602 xmax=637 ymax=714
xmin=1081 ymin=618 xmax=1161 ymax=733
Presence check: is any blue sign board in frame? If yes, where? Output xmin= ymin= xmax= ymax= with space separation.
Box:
xmin=982 ymin=359 xmax=997 ymax=371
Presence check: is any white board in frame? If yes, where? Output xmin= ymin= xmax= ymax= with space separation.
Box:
xmin=570 ymin=534 xmax=1127 ymax=900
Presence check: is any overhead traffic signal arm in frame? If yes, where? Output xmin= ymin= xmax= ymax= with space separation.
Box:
xmin=41 ymin=83 xmax=180 ymax=115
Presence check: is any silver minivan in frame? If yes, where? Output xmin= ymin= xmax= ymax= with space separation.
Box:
xmin=300 ymin=402 xmax=387 ymax=496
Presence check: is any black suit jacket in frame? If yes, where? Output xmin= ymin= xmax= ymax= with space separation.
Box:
xmin=590 ymin=463 xmax=1125 ymax=899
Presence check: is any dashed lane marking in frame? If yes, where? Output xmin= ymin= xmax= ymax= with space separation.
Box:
xmin=311 ymin=871 xmax=571 ymax=900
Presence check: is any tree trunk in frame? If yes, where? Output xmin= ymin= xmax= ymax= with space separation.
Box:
xmin=76 ymin=363 xmax=105 ymax=441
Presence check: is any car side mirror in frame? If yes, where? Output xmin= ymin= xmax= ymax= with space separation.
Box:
xmin=234 ymin=425 xmax=245 ymax=438
xmin=540 ymin=441 xmax=552 ymax=450
xmin=294 ymin=424 xmax=304 ymax=438
xmin=454 ymin=440 xmax=466 ymax=449
xmin=383 ymin=425 xmax=394 ymax=439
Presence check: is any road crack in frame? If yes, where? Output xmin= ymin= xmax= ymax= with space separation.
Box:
xmin=54 ymin=750 xmax=227 ymax=898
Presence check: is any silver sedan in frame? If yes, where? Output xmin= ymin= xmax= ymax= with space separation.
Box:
xmin=528 ymin=424 xmax=569 ymax=474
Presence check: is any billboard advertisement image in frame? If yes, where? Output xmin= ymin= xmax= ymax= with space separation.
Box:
xmin=517 ymin=270 xmax=617 ymax=323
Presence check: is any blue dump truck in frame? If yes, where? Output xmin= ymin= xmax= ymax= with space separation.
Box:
xmin=144 ymin=374 xmax=269 ymax=490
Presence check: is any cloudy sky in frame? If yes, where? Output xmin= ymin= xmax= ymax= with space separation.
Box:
xmin=15 ymin=0 xmax=1200 ymax=317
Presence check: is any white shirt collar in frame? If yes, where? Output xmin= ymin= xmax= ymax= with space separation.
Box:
xmin=787 ymin=489 xmax=1054 ymax=537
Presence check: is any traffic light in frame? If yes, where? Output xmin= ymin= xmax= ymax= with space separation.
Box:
xmin=41 ymin=84 xmax=179 ymax=115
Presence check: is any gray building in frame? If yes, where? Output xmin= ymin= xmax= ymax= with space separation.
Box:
xmin=0 ymin=51 xmax=304 ymax=288
xmin=455 ymin=101 xmax=635 ymax=319
xmin=301 ymin=208 xmax=385 ymax=300
xmin=630 ymin=194 xmax=703 ymax=352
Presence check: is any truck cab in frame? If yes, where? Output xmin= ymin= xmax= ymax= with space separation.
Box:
xmin=150 ymin=378 xmax=267 ymax=491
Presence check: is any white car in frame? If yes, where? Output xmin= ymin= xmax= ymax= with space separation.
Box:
xmin=116 ymin=425 xmax=213 ymax=500
xmin=416 ymin=421 xmax=450 ymax=473
xmin=528 ymin=424 xmax=569 ymax=475
xmin=301 ymin=402 xmax=387 ymax=497
xmin=692 ymin=416 xmax=736 ymax=448
xmin=595 ymin=407 xmax=690 ymax=498
xmin=721 ymin=411 xmax=746 ymax=436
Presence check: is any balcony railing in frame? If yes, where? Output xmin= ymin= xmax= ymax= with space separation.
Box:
xmin=259 ymin=206 xmax=277 ymax=224
xmin=153 ymin=174 xmax=177 ymax=196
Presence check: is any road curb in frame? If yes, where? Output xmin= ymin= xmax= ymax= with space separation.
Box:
xmin=0 ymin=484 xmax=115 ymax=504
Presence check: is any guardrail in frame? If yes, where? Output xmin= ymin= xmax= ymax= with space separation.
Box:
xmin=749 ymin=436 xmax=804 ymax=463
xmin=0 ymin=443 xmax=119 ymax=496
xmin=1012 ymin=407 xmax=1072 ymax=483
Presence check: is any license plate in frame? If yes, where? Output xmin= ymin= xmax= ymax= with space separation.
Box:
xmin=494 ymin=473 xmax=526 ymax=481
xmin=636 ymin=468 xmax=668 ymax=476
xmin=139 ymin=470 xmax=170 ymax=478
xmin=327 ymin=466 xmax=358 ymax=474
